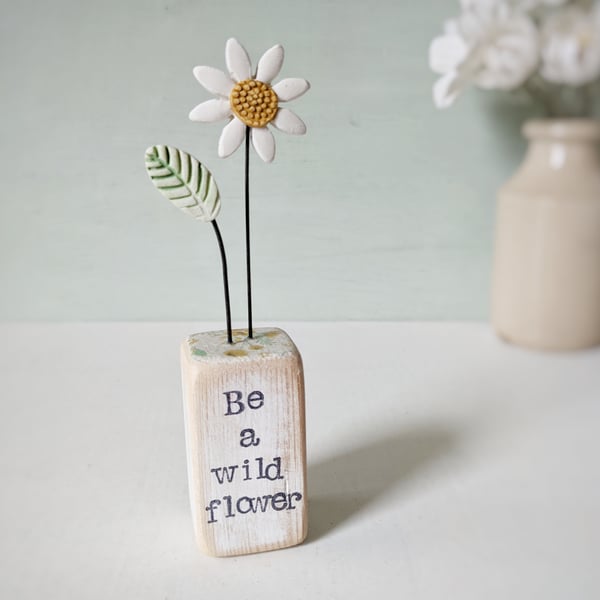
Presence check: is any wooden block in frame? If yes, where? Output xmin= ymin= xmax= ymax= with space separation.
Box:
xmin=180 ymin=327 xmax=307 ymax=557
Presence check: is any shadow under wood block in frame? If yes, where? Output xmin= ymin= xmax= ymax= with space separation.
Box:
xmin=307 ymin=425 xmax=460 ymax=541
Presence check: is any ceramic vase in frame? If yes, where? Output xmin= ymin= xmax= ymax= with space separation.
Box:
xmin=491 ymin=119 xmax=600 ymax=351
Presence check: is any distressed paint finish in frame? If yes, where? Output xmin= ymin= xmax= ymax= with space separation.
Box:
xmin=180 ymin=328 xmax=307 ymax=556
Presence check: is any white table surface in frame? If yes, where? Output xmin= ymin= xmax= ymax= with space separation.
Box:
xmin=1 ymin=322 xmax=599 ymax=599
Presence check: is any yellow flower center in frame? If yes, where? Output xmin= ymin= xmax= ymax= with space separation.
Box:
xmin=230 ymin=79 xmax=278 ymax=128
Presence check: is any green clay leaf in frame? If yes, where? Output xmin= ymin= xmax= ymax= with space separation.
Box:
xmin=144 ymin=145 xmax=220 ymax=222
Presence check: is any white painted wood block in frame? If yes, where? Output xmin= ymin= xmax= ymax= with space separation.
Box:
xmin=180 ymin=327 xmax=307 ymax=557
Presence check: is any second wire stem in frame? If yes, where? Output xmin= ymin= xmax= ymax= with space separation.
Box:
xmin=244 ymin=126 xmax=253 ymax=338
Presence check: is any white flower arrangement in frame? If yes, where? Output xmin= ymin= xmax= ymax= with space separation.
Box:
xmin=429 ymin=0 xmax=600 ymax=116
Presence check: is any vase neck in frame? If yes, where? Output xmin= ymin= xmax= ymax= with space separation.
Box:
xmin=505 ymin=120 xmax=600 ymax=196
xmin=523 ymin=120 xmax=600 ymax=173
xmin=524 ymin=138 xmax=600 ymax=172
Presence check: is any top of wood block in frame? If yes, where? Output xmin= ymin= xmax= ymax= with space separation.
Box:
xmin=185 ymin=327 xmax=298 ymax=363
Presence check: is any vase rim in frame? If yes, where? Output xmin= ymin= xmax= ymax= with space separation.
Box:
xmin=523 ymin=119 xmax=600 ymax=142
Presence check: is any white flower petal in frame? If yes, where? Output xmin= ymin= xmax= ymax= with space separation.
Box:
xmin=255 ymin=44 xmax=284 ymax=83
xmin=225 ymin=38 xmax=252 ymax=82
xmin=429 ymin=34 xmax=468 ymax=75
xmin=540 ymin=6 xmax=600 ymax=86
xmin=433 ymin=72 xmax=466 ymax=109
xmin=218 ymin=117 xmax=246 ymax=158
xmin=430 ymin=5 xmax=539 ymax=97
xmin=272 ymin=78 xmax=310 ymax=102
xmin=189 ymin=99 xmax=232 ymax=122
xmin=193 ymin=66 xmax=235 ymax=97
xmin=251 ymin=127 xmax=276 ymax=163
xmin=443 ymin=18 xmax=460 ymax=36
xmin=271 ymin=108 xmax=306 ymax=135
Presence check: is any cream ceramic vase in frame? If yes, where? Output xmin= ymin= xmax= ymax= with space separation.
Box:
xmin=491 ymin=119 xmax=600 ymax=351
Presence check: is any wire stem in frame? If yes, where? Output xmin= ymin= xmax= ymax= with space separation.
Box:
xmin=212 ymin=220 xmax=233 ymax=344
xmin=244 ymin=126 xmax=253 ymax=338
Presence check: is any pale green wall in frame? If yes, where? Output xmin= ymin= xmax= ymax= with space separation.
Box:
xmin=0 ymin=0 xmax=533 ymax=322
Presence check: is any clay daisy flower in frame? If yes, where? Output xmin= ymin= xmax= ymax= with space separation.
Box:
xmin=189 ymin=38 xmax=310 ymax=163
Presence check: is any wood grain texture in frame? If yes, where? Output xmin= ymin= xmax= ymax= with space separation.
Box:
xmin=180 ymin=327 xmax=307 ymax=557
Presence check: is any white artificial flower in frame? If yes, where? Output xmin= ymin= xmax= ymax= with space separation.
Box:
xmin=513 ymin=0 xmax=569 ymax=11
xmin=429 ymin=0 xmax=539 ymax=108
xmin=540 ymin=4 xmax=600 ymax=86
xmin=189 ymin=38 xmax=310 ymax=163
